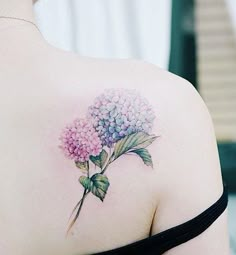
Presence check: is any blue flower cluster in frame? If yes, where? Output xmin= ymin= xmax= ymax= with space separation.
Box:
xmin=88 ymin=89 xmax=155 ymax=147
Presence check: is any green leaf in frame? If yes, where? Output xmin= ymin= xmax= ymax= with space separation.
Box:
xmin=113 ymin=132 xmax=157 ymax=160
xmin=131 ymin=148 xmax=153 ymax=167
xmin=79 ymin=174 xmax=110 ymax=201
xmin=75 ymin=161 xmax=89 ymax=172
xmin=90 ymin=149 xmax=108 ymax=169
xmin=90 ymin=174 xmax=110 ymax=201
xmin=79 ymin=176 xmax=91 ymax=190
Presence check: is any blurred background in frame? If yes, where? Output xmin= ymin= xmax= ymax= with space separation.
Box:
xmin=34 ymin=0 xmax=236 ymax=253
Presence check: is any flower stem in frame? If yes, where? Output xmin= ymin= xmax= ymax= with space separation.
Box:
xmin=101 ymin=158 xmax=111 ymax=174
xmin=101 ymin=153 xmax=115 ymax=174
xmin=67 ymin=190 xmax=90 ymax=222
xmin=66 ymin=188 xmax=89 ymax=236
xmin=67 ymin=149 xmax=115 ymax=235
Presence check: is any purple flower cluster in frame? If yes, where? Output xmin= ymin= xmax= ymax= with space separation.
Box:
xmin=88 ymin=89 xmax=155 ymax=147
xmin=59 ymin=119 xmax=102 ymax=162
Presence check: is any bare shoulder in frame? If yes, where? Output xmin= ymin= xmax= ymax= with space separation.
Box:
xmin=57 ymin=53 xmax=224 ymax=190
xmin=32 ymin=42 xmax=230 ymax=253
xmin=68 ymin=55 xmax=226 ymax=202
xmin=52 ymin=51 xmax=225 ymax=200
xmin=122 ymin=61 xmax=230 ymax=254
xmin=53 ymin=50 xmax=227 ymax=212
xmin=124 ymin=59 xmax=226 ymax=203
xmin=92 ymin=58 xmax=230 ymax=254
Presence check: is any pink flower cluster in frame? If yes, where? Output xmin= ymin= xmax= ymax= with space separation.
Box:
xmin=59 ymin=119 xmax=102 ymax=162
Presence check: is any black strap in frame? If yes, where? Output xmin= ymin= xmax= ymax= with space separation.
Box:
xmin=94 ymin=185 xmax=228 ymax=255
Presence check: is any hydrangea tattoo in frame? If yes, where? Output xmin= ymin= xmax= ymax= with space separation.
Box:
xmin=59 ymin=119 xmax=102 ymax=162
xmin=88 ymin=89 xmax=155 ymax=147
xmin=59 ymin=89 xmax=158 ymax=235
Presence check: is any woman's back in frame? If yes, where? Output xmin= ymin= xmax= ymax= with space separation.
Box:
xmin=0 ymin=19 xmax=230 ymax=255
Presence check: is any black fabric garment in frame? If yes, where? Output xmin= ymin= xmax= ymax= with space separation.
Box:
xmin=92 ymin=185 xmax=228 ymax=255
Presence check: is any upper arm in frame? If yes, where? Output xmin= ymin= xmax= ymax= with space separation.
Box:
xmin=146 ymin=69 xmax=231 ymax=254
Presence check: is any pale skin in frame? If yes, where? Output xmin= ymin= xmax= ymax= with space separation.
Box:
xmin=0 ymin=0 xmax=230 ymax=254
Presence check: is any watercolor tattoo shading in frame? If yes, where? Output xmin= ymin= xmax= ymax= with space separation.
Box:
xmin=59 ymin=89 xmax=157 ymax=235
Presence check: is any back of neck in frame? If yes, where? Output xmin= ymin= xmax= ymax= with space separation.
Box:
xmin=0 ymin=0 xmax=45 ymax=54
xmin=0 ymin=0 xmax=35 ymax=27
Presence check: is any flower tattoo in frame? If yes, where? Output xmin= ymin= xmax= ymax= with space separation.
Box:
xmin=59 ymin=89 xmax=158 ymax=235
xmin=88 ymin=89 xmax=155 ymax=147
xmin=60 ymin=119 xmax=102 ymax=162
